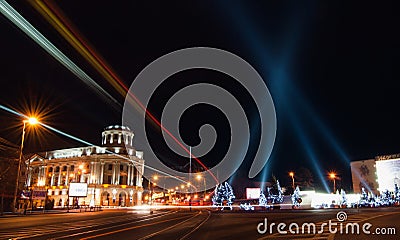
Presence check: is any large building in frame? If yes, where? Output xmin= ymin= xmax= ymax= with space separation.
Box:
xmin=351 ymin=153 xmax=400 ymax=195
xmin=25 ymin=125 xmax=145 ymax=208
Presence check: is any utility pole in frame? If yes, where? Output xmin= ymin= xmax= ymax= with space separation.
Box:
xmin=189 ymin=147 xmax=192 ymax=211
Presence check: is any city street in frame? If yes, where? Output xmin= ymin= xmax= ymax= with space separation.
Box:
xmin=0 ymin=207 xmax=399 ymax=239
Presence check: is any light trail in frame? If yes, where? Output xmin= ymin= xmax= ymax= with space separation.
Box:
xmin=0 ymin=0 xmax=121 ymax=110
xmin=0 ymin=104 xmax=190 ymax=186
xmin=2 ymin=0 xmax=217 ymax=183
xmin=30 ymin=0 xmax=218 ymax=183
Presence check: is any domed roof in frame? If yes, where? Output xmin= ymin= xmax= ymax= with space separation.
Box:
xmin=104 ymin=125 xmax=131 ymax=131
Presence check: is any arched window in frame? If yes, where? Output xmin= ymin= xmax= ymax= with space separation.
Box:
xmin=55 ymin=166 xmax=60 ymax=172
xmin=62 ymin=166 xmax=67 ymax=171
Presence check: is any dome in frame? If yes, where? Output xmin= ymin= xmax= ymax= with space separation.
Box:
xmin=101 ymin=125 xmax=135 ymax=155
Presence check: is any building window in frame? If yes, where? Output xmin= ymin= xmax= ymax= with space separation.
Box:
xmin=48 ymin=167 xmax=53 ymax=172
xmin=119 ymin=176 xmax=123 ymax=185
xmin=55 ymin=166 xmax=60 ymax=172
xmin=70 ymin=165 xmax=75 ymax=171
xmin=120 ymin=165 xmax=124 ymax=171
xmin=108 ymin=164 xmax=113 ymax=171
xmin=62 ymin=166 xmax=67 ymax=171
xmin=107 ymin=176 xmax=112 ymax=184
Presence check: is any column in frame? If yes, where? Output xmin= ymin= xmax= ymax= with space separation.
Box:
xmin=58 ymin=165 xmax=62 ymax=186
xmin=90 ymin=162 xmax=94 ymax=184
xmin=136 ymin=162 xmax=143 ymax=187
xmin=112 ymin=163 xmax=116 ymax=185
xmin=116 ymin=163 xmax=121 ymax=185
xmin=50 ymin=166 xmax=55 ymax=186
xmin=131 ymin=165 xmax=135 ymax=186
xmin=65 ymin=165 xmax=69 ymax=186
xmin=42 ymin=166 xmax=47 ymax=186
xmin=100 ymin=162 xmax=104 ymax=184
xmin=127 ymin=164 xmax=131 ymax=186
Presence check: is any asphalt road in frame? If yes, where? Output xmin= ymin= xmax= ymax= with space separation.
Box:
xmin=0 ymin=207 xmax=399 ymax=240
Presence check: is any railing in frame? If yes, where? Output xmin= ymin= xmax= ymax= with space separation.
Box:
xmin=77 ymin=204 xmax=102 ymax=212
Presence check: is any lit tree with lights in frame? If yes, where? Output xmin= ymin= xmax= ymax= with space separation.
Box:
xmin=340 ymin=189 xmax=347 ymax=207
xmin=291 ymin=186 xmax=301 ymax=209
xmin=275 ymin=180 xmax=283 ymax=203
xmin=395 ymin=184 xmax=400 ymax=202
xmin=259 ymin=191 xmax=267 ymax=206
xmin=212 ymin=182 xmax=235 ymax=209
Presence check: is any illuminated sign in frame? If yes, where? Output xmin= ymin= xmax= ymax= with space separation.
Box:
xmin=246 ymin=188 xmax=261 ymax=199
xmin=69 ymin=183 xmax=88 ymax=197
xmin=376 ymin=158 xmax=400 ymax=192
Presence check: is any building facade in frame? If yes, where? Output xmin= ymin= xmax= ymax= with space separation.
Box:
xmin=25 ymin=125 xmax=145 ymax=207
xmin=351 ymin=153 xmax=400 ymax=195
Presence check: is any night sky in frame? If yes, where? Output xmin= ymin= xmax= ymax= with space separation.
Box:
xmin=0 ymin=1 xmax=397 ymax=192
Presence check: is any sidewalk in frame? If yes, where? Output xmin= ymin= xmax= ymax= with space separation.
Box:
xmin=0 ymin=207 xmax=97 ymax=218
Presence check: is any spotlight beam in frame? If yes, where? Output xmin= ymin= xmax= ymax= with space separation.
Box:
xmin=0 ymin=0 xmax=121 ymax=110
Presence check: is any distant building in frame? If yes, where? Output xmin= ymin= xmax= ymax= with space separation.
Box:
xmin=25 ymin=125 xmax=145 ymax=208
xmin=351 ymin=153 xmax=400 ymax=195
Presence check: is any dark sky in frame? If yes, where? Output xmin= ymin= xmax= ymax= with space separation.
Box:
xmin=0 ymin=1 xmax=397 ymax=192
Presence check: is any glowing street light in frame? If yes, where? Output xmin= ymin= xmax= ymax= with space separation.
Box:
xmin=12 ymin=116 xmax=39 ymax=213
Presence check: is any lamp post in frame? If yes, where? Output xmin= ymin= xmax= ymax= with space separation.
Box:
xmin=329 ymin=173 xmax=336 ymax=193
xmin=289 ymin=172 xmax=295 ymax=191
xmin=12 ymin=117 xmax=38 ymax=213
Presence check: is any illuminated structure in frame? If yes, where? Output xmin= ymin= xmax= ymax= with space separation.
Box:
xmin=25 ymin=125 xmax=144 ymax=207
xmin=351 ymin=153 xmax=400 ymax=195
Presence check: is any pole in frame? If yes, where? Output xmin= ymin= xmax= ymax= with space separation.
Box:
xmin=189 ymin=147 xmax=192 ymax=211
xmin=13 ymin=121 xmax=26 ymax=213
xmin=204 ymin=178 xmax=206 ymax=198
xmin=292 ymin=176 xmax=295 ymax=191
xmin=333 ymin=178 xmax=336 ymax=193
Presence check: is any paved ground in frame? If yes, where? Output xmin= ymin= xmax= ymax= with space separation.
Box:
xmin=0 ymin=207 xmax=399 ymax=239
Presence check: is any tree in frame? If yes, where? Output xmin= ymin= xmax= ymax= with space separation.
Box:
xmin=295 ymin=167 xmax=314 ymax=189
xmin=291 ymin=186 xmax=301 ymax=209
xmin=212 ymin=182 xmax=235 ymax=209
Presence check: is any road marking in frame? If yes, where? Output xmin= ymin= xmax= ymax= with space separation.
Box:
xmin=0 ymin=211 xmax=175 ymax=240
xmin=137 ymin=211 xmax=204 ymax=240
xmin=179 ymin=210 xmax=211 ymax=240
xmin=52 ymin=211 xmax=178 ymax=239
xmin=80 ymin=213 xmax=198 ymax=239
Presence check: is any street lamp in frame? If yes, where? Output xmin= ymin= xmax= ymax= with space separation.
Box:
xmin=12 ymin=117 xmax=38 ymax=213
xmin=329 ymin=172 xmax=336 ymax=193
xmin=289 ymin=172 xmax=295 ymax=191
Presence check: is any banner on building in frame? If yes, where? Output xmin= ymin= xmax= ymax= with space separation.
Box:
xmin=69 ymin=183 xmax=88 ymax=197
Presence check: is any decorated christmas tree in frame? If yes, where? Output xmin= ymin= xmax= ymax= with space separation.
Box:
xmin=340 ymin=189 xmax=347 ymax=206
xmin=212 ymin=182 xmax=235 ymax=209
xmin=275 ymin=180 xmax=283 ymax=203
xmin=225 ymin=182 xmax=235 ymax=206
xmin=259 ymin=191 xmax=267 ymax=206
xmin=361 ymin=187 xmax=368 ymax=201
xmin=395 ymin=184 xmax=400 ymax=202
xmin=291 ymin=186 xmax=301 ymax=208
